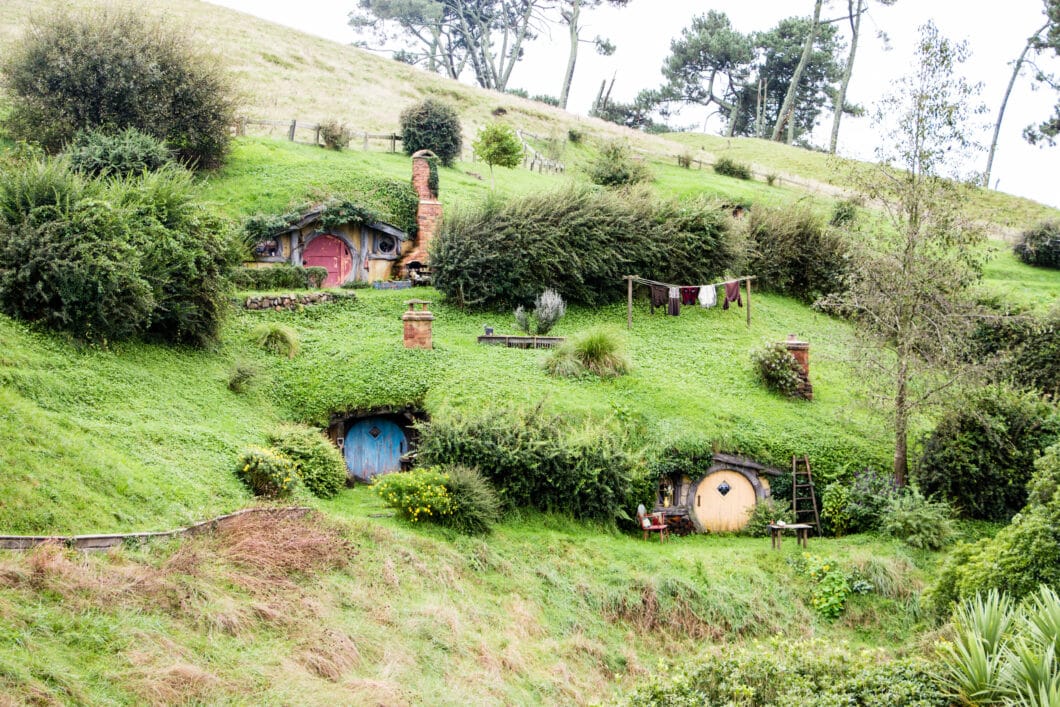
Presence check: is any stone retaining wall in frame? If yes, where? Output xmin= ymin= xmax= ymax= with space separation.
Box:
xmin=242 ymin=292 xmax=354 ymax=311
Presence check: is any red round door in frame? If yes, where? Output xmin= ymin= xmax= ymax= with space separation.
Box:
xmin=302 ymin=235 xmax=352 ymax=287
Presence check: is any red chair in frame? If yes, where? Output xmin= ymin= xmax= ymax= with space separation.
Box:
xmin=637 ymin=504 xmax=669 ymax=542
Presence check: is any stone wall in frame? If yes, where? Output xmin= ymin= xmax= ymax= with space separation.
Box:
xmin=242 ymin=291 xmax=354 ymax=311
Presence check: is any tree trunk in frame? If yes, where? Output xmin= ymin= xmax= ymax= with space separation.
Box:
xmin=559 ymin=1 xmax=581 ymax=109
xmin=829 ymin=0 xmax=864 ymax=154
xmin=893 ymin=357 xmax=909 ymax=486
xmin=984 ymin=22 xmax=1048 ymax=187
xmin=771 ymin=0 xmax=824 ymax=142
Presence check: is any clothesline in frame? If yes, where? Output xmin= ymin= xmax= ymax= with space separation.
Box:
xmin=623 ymin=274 xmax=755 ymax=330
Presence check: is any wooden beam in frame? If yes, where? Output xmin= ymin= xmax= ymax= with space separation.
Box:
xmin=745 ymin=278 xmax=752 ymax=328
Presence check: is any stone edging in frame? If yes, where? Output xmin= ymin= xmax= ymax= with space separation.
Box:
xmin=243 ymin=292 xmax=354 ymax=311
xmin=0 ymin=507 xmax=312 ymax=551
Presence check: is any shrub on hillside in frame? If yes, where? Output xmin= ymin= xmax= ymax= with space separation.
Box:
xmin=1014 ymin=219 xmax=1060 ymax=268
xmin=819 ymin=467 xmax=899 ymax=535
xmin=431 ymin=185 xmax=736 ymax=309
xmin=881 ymin=489 xmax=955 ymax=551
xmin=374 ymin=468 xmax=452 ymax=523
xmin=268 ymin=425 xmax=347 ymax=499
xmin=713 ymin=156 xmax=753 ymax=180
xmin=546 ymin=328 xmax=630 ymax=379
xmin=236 ymin=446 xmax=298 ymax=498
xmin=434 ymin=465 xmax=502 ymax=535
xmin=416 ymin=407 xmax=634 ymax=522
xmin=741 ymin=497 xmax=795 ymax=537
xmin=66 ymin=128 xmax=175 ymax=177
xmin=252 ymin=323 xmax=300 ymax=359
xmin=751 ymin=342 xmax=804 ymax=398
xmin=319 ymin=119 xmax=352 ymax=151
xmin=227 ymin=361 xmax=259 ymax=393
xmin=745 ymin=204 xmax=849 ymax=303
xmin=514 ymin=288 xmax=566 ymax=335
xmin=400 ymin=99 xmax=462 ymax=167
xmin=231 ymin=265 xmax=315 ymax=291
xmin=915 ymin=387 xmax=1060 ymax=521
xmin=0 ymin=158 xmax=235 ymax=345
xmin=587 ymin=140 xmax=651 ymax=187
xmin=2 ymin=9 xmax=236 ymax=167
xmin=969 ymin=307 xmax=1060 ymax=397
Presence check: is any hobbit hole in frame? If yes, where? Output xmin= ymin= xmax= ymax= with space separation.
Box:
xmin=327 ymin=409 xmax=423 ymax=482
xmin=655 ymin=453 xmax=781 ymax=533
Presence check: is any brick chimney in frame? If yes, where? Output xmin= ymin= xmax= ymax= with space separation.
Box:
xmin=784 ymin=334 xmax=813 ymax=400
xmin=402 ymin=299 xmax=434 ymax=349
xmin=399 ymin=150 xmax=442 ymax=277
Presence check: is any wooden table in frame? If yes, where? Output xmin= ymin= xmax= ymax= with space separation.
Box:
xmin=768 ymin=523 xmax=813 ymax=549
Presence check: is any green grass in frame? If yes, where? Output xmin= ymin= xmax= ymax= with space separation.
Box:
xmin=981 ymin=249 xmax=1060 ymax=312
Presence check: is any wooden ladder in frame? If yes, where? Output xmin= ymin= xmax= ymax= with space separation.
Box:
xmin=791 ymin=455 xmax=821 ymax=534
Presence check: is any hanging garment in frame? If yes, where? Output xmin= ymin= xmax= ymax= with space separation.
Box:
xmin=680 ymin=286 xmax=701 ymax=305
xmin=667 ymin=286 xmax=681 ymax=316
xmin=698 ymin=285 xmax=717 ymax=308
xmin=722 ymin=281 xmax=743 ymax=310
xmin=650 ymin=285 xmax=668 ymax=314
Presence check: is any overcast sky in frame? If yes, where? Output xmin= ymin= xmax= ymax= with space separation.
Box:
xmin=206 ymin=0 xmax=1059 ymax=207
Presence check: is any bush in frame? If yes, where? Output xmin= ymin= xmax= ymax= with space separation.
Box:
xmin=400 ymin=99 xmax=462 ymax=167
xmin=916 ymin=387 xmax=1060 ymax=521
xmin=514 ymin=288 xmax=566 ymax=335
xmin=268 ymin=425 xmax=347 ymax=499
xmin=432 ymin=185 xmax=737 ymax=309
xmin=319 ymin=119 xmax=351 ymax=151
xmin=416 ymin=407 xmax=634 ymax=522
xmin=236 ymin=446 xmax=298 ymax=498
xmin=830 ymin=198 xmax=860 ymax=227
xmin=677 ymin=151 xmax=692 ymax=169
xmin=745 ymin=204 xmax=849 ymax=303
xmin=751 ymin=342 xmax=804 ymax=397
xmin=969 ymin=307 xmax=1060 ymax=398
xmin=740 ymin=497 xmax=795 ymax=537
xmin=587 ymin=140 xmax=651 ymax=187
xmin=820 ymin=481 xmax=853 ymax=535
xmin=374 ymin=468 xmax=452 ymax=523
xmin=2 ymin=9 xmax=235 ymax=168
xmin=713 ymin=156 xmax=753 ymax=180
xmin=820 ymin=468 xmax=899 ymax=535
xmin=567 ymin=128 xmax=584 ymax=144
xmin=66 ymin=128 xmax=175 ymax=177
xmin=547 ymin=328 xmax=630 ymax=379
xmin=1014 ymin=219 xmax=1060 ymax=268
xmin=227 ymin=362 xmax=258 ymax=393
xmin=434 ymin=465 xmax=502 ymax=535
xmin=472 ymin=122 xmax=523 ymax=178
xmin=251 ymin=323 xmax=300 ymax=359
xmin=882 ymin=489 xmax=955 ymax=550
xmin=231 ymin=264 xmax=315 ymax=291
xmin=0 ymin=157 xmax=235 ymax=345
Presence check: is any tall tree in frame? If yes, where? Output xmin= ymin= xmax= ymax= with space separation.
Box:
xmin=822 ymin=22 xmax=987 ymax=485
xmin=1020 ymin=0 xmax=1060 ymax=147
xmin=771 ymin=0 xmax=823 ymax=142
xmin=556 ymin=0 xmax=629 ymax=110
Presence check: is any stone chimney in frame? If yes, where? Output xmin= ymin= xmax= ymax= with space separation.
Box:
xmin=402 ymin=299 xmax=434 ymax=349
xmin=784 ymin=334 xmax=813 ymax=400
xmin=399 ymin=150 xmax=442 ymax=277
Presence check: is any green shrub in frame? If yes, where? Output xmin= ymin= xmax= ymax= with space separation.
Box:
xmin=231 ymin=264 xmax=314 ymax=291
xmin=745 ymin=203 xmax=849 ymax=303
xmin=268 ymin=425 xmax=347 ymax=499
xmin=751 ymin=342 xmax=804 ymax=397
xmin=514 ymin=288 xmax=565 ymax=335
xmin=434 ymin=465 xmax=502 ymax=535
xmin=677 ymin=151 xmax=692 ymax=169
xmin=2 ymin=8 xmax=235 ymax=168
xmin=66 ymin=128 xmax=175 ymax=177
xmin=740 ymin=497 xmax=795 ymax=537
xmin=567 ymin=128 xmax=584 ymax=143
xmin=969 ymin=307 xmax=1060 ymax=398
xmin=374 ymin=468 xmax=452 ymax=523
xmin=830 ymin=197 xmax=860 ymax=227
xmin=882 ymin=489 xmax=955 ymax=550
xmin=0 ymin=157 xmax=235 ymax=345
xmin=916 ymin=387 xmax=1060 ymax=521
xmin=820 ymin=481 xmax=852 ymax=535
xmin=227 ymin=361 xmax=259 ymax=393
xmin=416 ymin=407 xmax=634 ymax=522
xmin=547 ymin=328 xmax=630 ymax=379
xmin=319 ymin=119 xmax=351 ymax=151
xmin=587 ymin=140 xmax=652 ymax=187
xmin=252 ymin=323 xmax=300 ymax=359
xmin=400 ymin=99 xmax=462 ymax=167
xmin=432 ymin=185 xmax=736 ymax=309
xmin=236 ymin=446 xmax=298 ymax=498
xmin=472 ymin=122 xmax=524 ymax=179
xmin=1014 ymin=219 xmax=1060 ymax=268
xmin=713 ymin=156 xmax=753 ymax=180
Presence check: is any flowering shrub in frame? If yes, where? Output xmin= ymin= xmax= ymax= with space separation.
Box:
xmin=374 ymin=469 xmax=453 ymax=523
xmin=790 ymin=553 xmax=873 ymax=620
xmin=751 ymin=342 xmax=804 ymax=397
xmin=236 ymin=446 xmax=298 ymax=498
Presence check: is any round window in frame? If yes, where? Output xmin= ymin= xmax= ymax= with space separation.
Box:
xmin=377 ymin=234 xmax=397 ymax=254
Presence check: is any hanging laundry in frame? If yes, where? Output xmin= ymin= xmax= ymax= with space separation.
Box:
xmin=722 ymin=280 xmax=743 ymax=310
xmin=680 ymin=286 xmax=700 ymax=305
xmin=698 ymin=285 xmax=717 ymax=308
xmin=667 ymin=286 xmax=681 ymax=316
xmin=650 ymin=285 xmax=668 ymax=314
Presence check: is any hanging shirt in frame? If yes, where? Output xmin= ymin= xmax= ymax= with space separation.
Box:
xmin=698 ymin=285 xmax=717 ymax=308
xmin=680 ymin=286 xmax=700 ymax=306
xmin=650 ymin=285 xmax=668 ymax=313
xmin=723 ymin=281 xmax=743 ymax=310
xmin=667 ymin=286 xmax=681 ymax=316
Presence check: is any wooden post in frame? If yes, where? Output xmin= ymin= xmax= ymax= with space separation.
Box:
xmin=363 ymin=132 xmax=369 ymax=151
xmin=238 ymin=116 xmax=247 ymax=136
xmin=745 ymin=278 xmax=752 ymax=328
xmin=288 ymin=120 xmax=297 ymax=142
xmin=314 ymin=126 xmax=321 ymax=145
xmin=627 ymin=276 xmax=634 ymax=330
xmin=390 ymin=134 xmax=397 ymax=153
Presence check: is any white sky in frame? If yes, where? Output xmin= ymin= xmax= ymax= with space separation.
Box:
xmin=205 ymin=0 xmax=1059 ymax=207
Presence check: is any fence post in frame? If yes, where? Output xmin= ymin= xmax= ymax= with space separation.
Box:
xmin=238 ymin=116 xmax=247 ymax=136
xmin=363 ymin=132 xmax=369 ymax=151
xmin=389 ymin=133 xmax=396 ymax=153
xmin=314 ymin=126 xmax=321 ymax=145
xmin=288 ymin=120 xmax=297 ymax=142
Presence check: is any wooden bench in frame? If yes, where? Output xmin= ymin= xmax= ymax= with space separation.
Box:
xmin=768 ymin=523 xmax=813 ymax=549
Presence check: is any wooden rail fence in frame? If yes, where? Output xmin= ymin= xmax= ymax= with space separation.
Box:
xmin=234 ymin=117 xmax=403 ymax=152
xmin=0 ymin=506 xmax=311 ymax=551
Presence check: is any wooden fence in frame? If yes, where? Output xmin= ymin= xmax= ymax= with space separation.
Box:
xmin=234 ymin=117 xmax=403 ymax=152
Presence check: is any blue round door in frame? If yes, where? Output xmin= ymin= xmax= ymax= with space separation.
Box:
xmin=344 ymin=418 xmax=407 ymax=482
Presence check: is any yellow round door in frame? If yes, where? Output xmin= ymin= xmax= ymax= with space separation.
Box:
xmin=693 ymin=470 xmax=757 ymax=532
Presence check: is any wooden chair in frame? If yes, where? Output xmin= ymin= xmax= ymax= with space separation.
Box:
xmin=637 ymin=504 xmax=669 ymax=542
